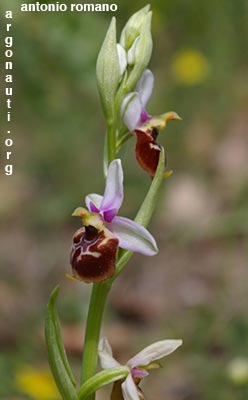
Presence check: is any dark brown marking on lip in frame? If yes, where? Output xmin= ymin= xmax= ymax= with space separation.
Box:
xmin=70 ymin=227 xmax=119 ymax=283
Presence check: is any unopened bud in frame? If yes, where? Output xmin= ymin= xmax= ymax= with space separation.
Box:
xmin=125 ymin=11 xmax=153 ymax=91
xmin=96 ymin=17 xmax=121 ymax=122
xmin=120 ymin=5 xmax=151 ymax=50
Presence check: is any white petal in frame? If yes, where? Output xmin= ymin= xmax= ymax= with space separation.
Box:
xmin=120 ymin=92 xmax=142 ymax=132
xmin=98 ymin=337 xmax=121 ymax=369
xmin=117 ymin=43 xmax=127 ymax=76
xmin=128 ymin=340 xmax=183 ymax=368
xmin=136 ymin=69 xmax=154 ymax=107
xmin=85 ymin=193 xmax=103 ymax=211
xmin=127 ymin=37 xmax=140 ymax=66
xmin=101 ymin=159 xmax=124 ymax=217
xmin=108 ymin=216 xmax=158 ymax=255
xmin=121 ymin=374 xmax=140 ymax=400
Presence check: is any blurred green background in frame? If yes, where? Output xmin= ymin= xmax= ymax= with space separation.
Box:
xmin=0 ymin=0 xmax=248 ymax=399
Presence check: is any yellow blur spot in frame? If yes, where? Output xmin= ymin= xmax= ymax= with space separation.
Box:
xmin=171 ymin=49 xmax=210 ymax=86
xmin=227 ymin=358 xmax=248 ymax=385
xmin=15 ymin=367 xmax=59 ymax=400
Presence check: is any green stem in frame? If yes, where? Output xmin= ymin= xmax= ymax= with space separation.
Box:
xmin=78 ymin=367 xmax=129 ymax=400
xmin=107 ymin=120 xmax=117 ymax=164
xmin=81 ymin=282 xmax=111 ymax=393
xmin=116 ymin=131 xmax=133 ymax=152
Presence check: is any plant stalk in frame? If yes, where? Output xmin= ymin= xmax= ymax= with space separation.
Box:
xmin=107 ymin=120 xmax=117 ymax=164
xmin=81 ymin=282 xmax=111 ymax=397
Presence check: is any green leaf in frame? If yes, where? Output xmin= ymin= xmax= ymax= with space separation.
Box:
xmin=45 ymin=286 xmax=78 ymax=400
xmin=111 ymin=148 xmax=165 ymax=280
xmin=78 ymin=367 xmax=129 ymax=400
xmin=96 ymin=17 xmax=120 ymax=122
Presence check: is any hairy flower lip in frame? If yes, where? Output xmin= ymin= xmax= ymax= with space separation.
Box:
xmin=135 ymin=128 xmax=163 ymax=178
xmin=70 ymin=227 xmax=119 ymax=283
xmin=84 ymin=225 xmax=99 ymax=242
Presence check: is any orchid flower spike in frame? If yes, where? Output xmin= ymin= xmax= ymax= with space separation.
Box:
xmin=99 ymin=336 xmax=182 ymax=400
xmin=121 ymin=69 xmax=181 ymax=177
xmin=70 ymin=159 xmax=158 ymax=283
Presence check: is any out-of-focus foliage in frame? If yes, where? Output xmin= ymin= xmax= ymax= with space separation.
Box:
xmin=0 ymin=0 xmax=248 ymax=399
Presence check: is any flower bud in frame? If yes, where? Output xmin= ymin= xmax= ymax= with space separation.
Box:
xmin=120 ymin=5 xmax=151 ymax=50
xmin=125 ymin=11 xmax=153 ymax=91
xmin=96 ymin=17 xmax=121 ymax=122
xmin=70 ymin=226 xmax=119 ymax=283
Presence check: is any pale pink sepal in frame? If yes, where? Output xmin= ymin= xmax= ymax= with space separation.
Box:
xmin=108 ymin=216 xmax=158 ymax=256
xmin=98 ymin=337 xmax=121 ymax=369
xmin=128 ymin=339 xmax=183 ymax=369
xmin=136 ymin=69 xmax=154 ymax=107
